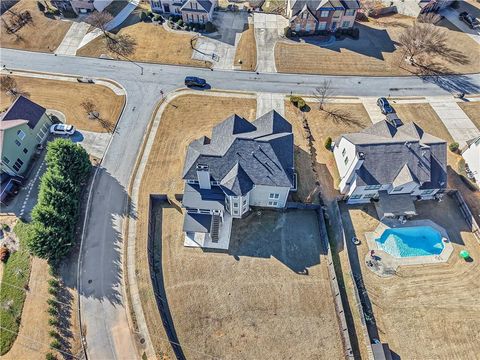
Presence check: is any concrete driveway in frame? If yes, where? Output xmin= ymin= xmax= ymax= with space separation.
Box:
xmin=209 ymin=11 xmax=249 ymax=45
xmin=253 ymin=13 xmax=288 ymax=73
xmin=440 ymin=7 xmax=480 ymax=45
xmin=55 ymin=22 xmax=91 ymax=56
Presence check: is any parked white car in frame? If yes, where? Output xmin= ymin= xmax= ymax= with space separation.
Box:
xmin=50 ymin=124 xmax=75 ymax=136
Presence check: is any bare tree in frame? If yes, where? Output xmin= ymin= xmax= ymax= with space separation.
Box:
xmin=1 ymin=76 xmax=17 ymax=94
xmin=359 ymin=0 xmax=378 ymax=17
xmin=398 ymin=21 xmax=469 ymax=68
xmin=86 ymin=11 xmax=136 ymax=57
xmin=313 ymin=80 xmax=334 ymax=110
xmin=81 ymin=100 xmax=99 ymax=119
xmin=417 ymin=12 xmax=442 ymax=24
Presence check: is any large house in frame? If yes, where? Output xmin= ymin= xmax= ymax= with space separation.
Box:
xmin=150 ymin=0 xmax=216 ymax=23
xmin=1 ymin=96 xmax=52 ymax=177
xmin=333 ymin=118 xmax=447 ymax=205
xmin=286 ymin=0 xmax=360 ymax=34
xmin=51 ymin=0 xmax=114 ymax=14
xmin=462 ymin=136 xmax=480 ymax=186
xmin=181 ymin=110 xmax=295 ymax=249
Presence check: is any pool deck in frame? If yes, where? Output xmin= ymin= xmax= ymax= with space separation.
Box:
xmin=364 ymin=219 xmax=454 ymax=276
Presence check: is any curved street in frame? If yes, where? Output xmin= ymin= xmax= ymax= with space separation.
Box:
xmin=2 ymin=48 xmax=480 ymax=360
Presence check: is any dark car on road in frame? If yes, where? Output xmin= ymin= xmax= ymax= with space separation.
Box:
xmin=459 ymin=12 xmax=480 ymax=29
xmin=184 ymin=76 xmax=207 ymax=87
xmin=376 ymin=97 xmax=395 ymax=114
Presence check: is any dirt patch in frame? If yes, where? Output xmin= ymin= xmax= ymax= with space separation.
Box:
xmin=341 ymin=196 xmax=480 ymax=359
xmin=234 ymin=23 xmax=257 ymax=70
xmin=0 ymin=0 xmax=72 ymax=53
xmin=458 ymin=102 xmax=480 ymax=132
xmin=77 ymin=23 xmax=209 ymax=68
xmin=285 ymin=101 xmax=371 ymax=203
xmin=275 ymin=15 xmax=480 ymax=76
xmin=0 ymin=76 xmax=125 ymax=133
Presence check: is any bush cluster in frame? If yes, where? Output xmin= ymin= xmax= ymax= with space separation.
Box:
xmin=324 ymin=137 xmax=332 ymax=150
xmin=27 ymin=139 xmax=91 ymax=264
xmin=449 ymin=142 xmax=459 ymax=153
xmin=290 ymin=95 xmax=306 ymax=110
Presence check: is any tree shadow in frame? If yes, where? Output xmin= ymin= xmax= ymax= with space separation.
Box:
xmin=227 ymin=209 xmax=325 ymax=273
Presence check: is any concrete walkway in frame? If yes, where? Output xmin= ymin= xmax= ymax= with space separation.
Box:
xmin=256 ymin=92 xmax=285 ymax=117
xmin=427 ymin=97 xmax=480 ymax=147
xmin=441 ymin=7 xmax=480 ymax=45
xmin=253 ymin=13 xmax=288 ymax=73
xmin=55 ymin=22 xmax=91 ymax=56
xmin=360 ymin=97 xmax=385 ymax=123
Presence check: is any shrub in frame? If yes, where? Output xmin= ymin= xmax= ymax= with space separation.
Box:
xmin=48 ymin=279 xmax=60 ymax=288
xmin=47 ymin=298 xmax=57 ymax=307
xmin=324 ymin=137 xmax=332 ymax=150
xmin=48 ymin=330 xmax=60 ymax=339
xmin=37 ymin=1 xmax=45 ymax=12
xmin=147 ymin=10 xmax=153 ymax=17
xmin=48 ymin=287 xmax=58 ymax=296
xmin=0 ymin=246 xmax=9 ymax=262
xmin=205 ymin=21 xmax=216 ymax=33
xmin=153 ymin=14 xmax=162 ymax=22
xmin=47 ymin=306 xmax=58 ymax=316
xmin=284 ymin=27 xmax=292 ymax=37
xmin=48 ymin=318 xmax=60 ymax=327
xmin=449 ymin=142 xmax=459 ymax=153
xmin=289 ymin=95 xmax=306 ymax=109
xmin=140 ymin=11 xmax=147 ymax=21
xmin=50 ymin=339 xmax=61 ymax=350
xmin=176 ymin=19 xmax=183 ymax=26
xmin=45 ymin=353 xmax=57 ymax=360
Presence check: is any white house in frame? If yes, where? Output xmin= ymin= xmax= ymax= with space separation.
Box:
xmin=462 ymin=136 xmax=480 ymax=186
xmin=333 ymin=118 xmax=447 ymax=204
xmin=181 ymin=110 xmax=296 ymax=249
xmin=149 ymin=0 xmax=216 ymax=23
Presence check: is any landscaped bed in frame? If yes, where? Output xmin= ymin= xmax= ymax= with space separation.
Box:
xmin=0 ymin=75 xmax=125 ymax=133
xmin=0 ymin=0 xmax=72 ymax=53
xmin=77 ymin=23 xmax=210 ymax=68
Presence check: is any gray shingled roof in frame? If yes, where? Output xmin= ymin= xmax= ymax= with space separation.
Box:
xmin=182 ymin=183 xmax=225 ymax=210
xmin=289 ymin=0 xmax=359 ymax=17
xmin=182 ymin=110 xmax=294 ymax=196
xmin=1 ymin=95 xmax=46 ymax=130
xmin=181 ymin=0 xmax=213 ymax=13
xmin=183 ymin=213 xmax=212 ymax=233
xmin=337 ymin=120 xmax=447 ymax=190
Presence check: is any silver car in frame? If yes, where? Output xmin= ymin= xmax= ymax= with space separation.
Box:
xmin=50 ymin=123 xmax=75 ymax=136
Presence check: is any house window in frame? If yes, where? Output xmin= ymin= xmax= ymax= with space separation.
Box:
xmin=36 ymin=123 xmax=49 ymax=143
xmin=362 ymin=193 xmax=375 ymax=199
xmin=422 ymin=189 xmax=435 ymax=195
xmin=344 ymin=157 xmax=349 ymax=165
xmin=342 ymin=21 xmax=350 ymax=28
xmin=342 ymin=148 xmax=346 ymax=157
xmin=295 ymin=23 xmax=301 ymax=32
xmin=365 ymin=185 xmax=381 ymax=190
xmin=17 ymin=129 xmax=26 ymax=140
xmin=269 ymin=193 xmax=279 ymax=199
xmin=318 ymin=21 xmax=327 ymax=30
xmin=268 ymin=201 xmax=279 ymax=206
xmin=23 ymin=148 xmax=28 ymax=154
xmin=349 ymin=194 xmax=362 ymax=200
xmin=233 ymin=210 xmax=239 ymax=215
xmin=393 ymin=187 xmax=404 ymax=192
xmin=187 ymin=179 xmax=199 ymax=184
xmin=2 ymin=156 xmax=10 ymax=164
xmin=320 ymin=10 xmax=329 ymax=17
xmin=12 ymin=158 xmax=24 ymax=172
xmin=243 ymin=199 xmax=246 ymax=205
xmin=233 ymin=202 xmax=239 ymax=208
xmin=15 ymin=139 xmax=21 ymax=147
xmin=345 ymin=9 xmax=355 ymax=16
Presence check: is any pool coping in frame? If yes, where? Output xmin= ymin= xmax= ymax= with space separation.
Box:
xmin=364 ymin=219 xmax=454 ymax=274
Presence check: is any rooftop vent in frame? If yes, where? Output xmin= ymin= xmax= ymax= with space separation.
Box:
xmin=386 ymin=113 xmax=403 ymax=128
xmin=358 ymin=152 xmax=365 ymax=160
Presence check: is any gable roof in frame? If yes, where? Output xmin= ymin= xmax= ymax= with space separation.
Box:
xmin=289 ymin=0 xmax=359 ymax=17
xmin=1 ymin=96 xmax=46 ymax=130
xmin=338 ymin=119 xmax=447 ymax=190
xmin=183 ymin=110 xmax=294 ymax=196
xmin=181 ymin=0 xmax=213 ymax=12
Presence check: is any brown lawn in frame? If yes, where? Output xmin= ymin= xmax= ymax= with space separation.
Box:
xmin=135 ymin=94 xmax=344 ymax=359
xmin=0 ymin=76 xmax=125 ymax=133
xmin=275 ymin=15 xmax=480 ymax=76
xmin=0 ymin=0 xmax=72 ymax=52
xmin=285 ymin=101 xmax=371 ymax=203
xmin=341 ymin=197 xmax=480 ymax=359
xmin=458 ymin=102 xmax=480 ymax=132
xmin=77 ymin=23 xmax=209 ymax=67
xmin=234 ymin=23 xmax=257 ymax=71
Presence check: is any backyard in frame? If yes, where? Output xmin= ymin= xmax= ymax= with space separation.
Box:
xmin=275 ymin=14 xmax=480 ymax=76
xmin=0 ymin=75 xmax=125 ymax=133
xmin=340 ymin=197 xmax=480 ymax=358
xmin=0 ymin=0 xmax=72 ymax=53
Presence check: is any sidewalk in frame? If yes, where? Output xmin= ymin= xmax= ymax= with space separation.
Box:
xmin=256 ymin=92 xmax=285 ymax=117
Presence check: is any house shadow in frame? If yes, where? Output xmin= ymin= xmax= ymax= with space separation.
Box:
xmin=227 ymin=208 xmax=325 ymax=273
xmin=290 ymin=23 xmax=397 ymax=61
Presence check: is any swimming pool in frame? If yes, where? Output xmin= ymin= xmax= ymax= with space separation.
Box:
xmin=375 ymin=226 xmax=444 ymax=258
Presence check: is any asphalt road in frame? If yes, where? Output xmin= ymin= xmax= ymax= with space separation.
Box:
xmin=2 ymin=48 xmax=480 ymax=360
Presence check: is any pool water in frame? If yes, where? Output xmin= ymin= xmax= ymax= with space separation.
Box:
xmin=375 ymin=226 xmax=444 ymax=258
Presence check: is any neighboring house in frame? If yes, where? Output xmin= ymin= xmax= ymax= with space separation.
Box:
xmin=462 ymin=136 xmax=480 ymax=186
xmin=51 ymin=0 xmax=113 ymax=14
xmin=286 ymin=0 xmax=360 ymax=34
xmin=149 ymin=0 xmax=216 ymax=23
xmin=333 ymin=118 xmax=447 ymax=204
xmin=1 ymin=96 xmax=52 ymax=178
xmin=181 ymin=110 xmax=296 ymax=248
xmin=380 ymin=0 xmax=453 ymax=17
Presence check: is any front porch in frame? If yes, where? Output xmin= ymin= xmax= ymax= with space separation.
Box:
xmin=184 ymin=212 xmax=232 ymax=249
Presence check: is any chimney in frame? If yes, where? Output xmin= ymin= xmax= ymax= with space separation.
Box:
xmin=196 ymin=164 xmax=211 ymax=189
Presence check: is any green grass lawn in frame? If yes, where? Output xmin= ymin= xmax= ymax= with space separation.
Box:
xmin=0 ymin=221 xmax=32 ymax=355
